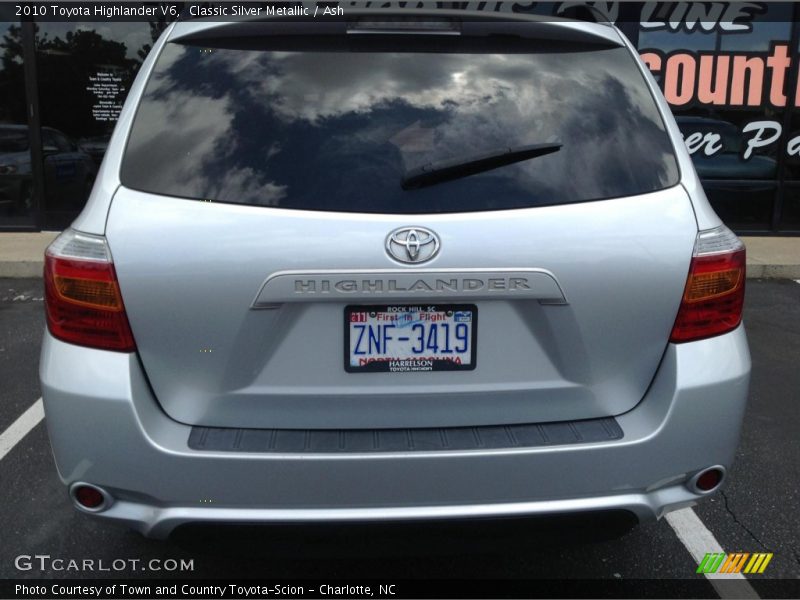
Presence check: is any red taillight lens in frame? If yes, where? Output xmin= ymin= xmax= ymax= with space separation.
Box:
xmin=44 ymin=232 xmax=136 ymax=352
xmin=670 ymin=227 xmax=746 ymax=344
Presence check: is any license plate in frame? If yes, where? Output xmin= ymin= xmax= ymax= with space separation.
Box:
xmin=345 ymin=304 xmax=477 ymax=373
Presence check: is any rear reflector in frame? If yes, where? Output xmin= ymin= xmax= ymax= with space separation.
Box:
xmin=670 ymin=226 xmax=745 ymax=343
xmin=695 ymin=468 xmax=724 ymax=492
xmin=74 ymin=485 xmax=105 ymax=509
xmin=44 ymin=229 xmax=136 ymax=352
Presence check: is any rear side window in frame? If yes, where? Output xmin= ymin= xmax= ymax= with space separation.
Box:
xmin=121 ymin=35 xmax=680 ymax=213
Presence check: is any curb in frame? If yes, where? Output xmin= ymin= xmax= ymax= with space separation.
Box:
xmin=0 ymin=262 xmax=44 ymax=278
xmin=746 ymin=264 xmax=800 ymax=280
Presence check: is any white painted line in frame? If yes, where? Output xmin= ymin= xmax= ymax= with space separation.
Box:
xmin=794 ymin=279 xmax=800 ymax=285
xmin=666 ymin=508 xmax=760 ymax=600
xmin=0 ymin=399 xmax=44 ymax=462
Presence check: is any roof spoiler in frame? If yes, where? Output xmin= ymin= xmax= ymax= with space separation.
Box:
xmin=169 ymin=9 xmax=623 ymax=49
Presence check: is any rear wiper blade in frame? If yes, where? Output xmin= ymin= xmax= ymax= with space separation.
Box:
xmin=401 ymin=142 xmax=562 ymax=191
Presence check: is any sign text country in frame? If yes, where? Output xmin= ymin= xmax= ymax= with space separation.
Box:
xmin=641 ymin=44 xmax=800 ymax=109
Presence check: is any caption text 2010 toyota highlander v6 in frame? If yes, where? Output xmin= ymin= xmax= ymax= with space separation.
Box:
xmin=40 ymin=9 xmax=750 ymax=539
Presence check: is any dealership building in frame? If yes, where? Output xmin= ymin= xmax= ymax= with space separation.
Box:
xmin=1 ymin=1 xmax=799 ymax=234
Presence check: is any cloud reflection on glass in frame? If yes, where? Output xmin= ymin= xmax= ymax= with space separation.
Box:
xmin=122 ymin=42 xmax=679 ymax=213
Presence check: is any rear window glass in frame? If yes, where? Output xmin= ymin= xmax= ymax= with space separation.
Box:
xmin=121 ymin=36 xmax=680 ymax=213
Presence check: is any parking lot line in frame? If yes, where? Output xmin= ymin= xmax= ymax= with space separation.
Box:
xmin=0 ymin=399 xmax=44 ymax=462
xmin=666 ymin=508 xmax=759 ymax=600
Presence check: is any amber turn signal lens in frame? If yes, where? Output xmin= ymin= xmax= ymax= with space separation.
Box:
xmin=53 ymin=276 xmax=124 ymax=311
xmin=684 ymin=268 xmax=743 ymax=302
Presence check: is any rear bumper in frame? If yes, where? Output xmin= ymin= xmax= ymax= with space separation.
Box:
xmin=40 ymin=327 xmax=750 ymax=539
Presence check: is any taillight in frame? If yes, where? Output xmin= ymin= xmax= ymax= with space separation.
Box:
xmin=44 ymin=229 xmax=136 ymax=352
xmin=670 ymin=226 xmax=745 ymax=343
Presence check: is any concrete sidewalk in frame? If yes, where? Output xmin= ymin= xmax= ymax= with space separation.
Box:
xmin=0 ymin=231 xmax=798 ymax=279
xmin=742 ymin=237 xmax=800 ymax=279
xmin=0 ymin=232 xmax=59 ymax=278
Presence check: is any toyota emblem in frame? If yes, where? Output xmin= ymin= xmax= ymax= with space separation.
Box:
xmin=385 ymin=227 xmax=441 ymax=264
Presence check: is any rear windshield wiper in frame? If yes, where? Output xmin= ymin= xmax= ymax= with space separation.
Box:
xmin=401 ymin=142 xmax=562 ymax=191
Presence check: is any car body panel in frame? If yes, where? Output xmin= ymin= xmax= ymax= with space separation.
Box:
xmin=106 ymin=184 xmax=696 ymax=429
xmin=40 ymin=325 xmax=750 ymax=539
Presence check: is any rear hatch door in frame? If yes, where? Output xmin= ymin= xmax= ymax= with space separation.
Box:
xmin=107 ymin=19 xmax=693 ymax=429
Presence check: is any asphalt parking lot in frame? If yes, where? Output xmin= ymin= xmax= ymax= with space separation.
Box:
xmin=0 ymin=278 xmax=798 ymax=597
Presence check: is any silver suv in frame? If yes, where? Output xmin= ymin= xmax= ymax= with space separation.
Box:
xmin=40 ymin=11 xmax=750 ymax=539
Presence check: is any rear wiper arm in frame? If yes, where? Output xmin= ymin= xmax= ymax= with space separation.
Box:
xmin=401 ymin=142 xmax=562 ymax=191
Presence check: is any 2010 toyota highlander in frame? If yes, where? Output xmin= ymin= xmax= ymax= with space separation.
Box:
xmin=40 ymin=9 xmax=751 ymax=539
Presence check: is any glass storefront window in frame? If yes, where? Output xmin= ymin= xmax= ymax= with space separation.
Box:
xmin=780 ymin=184 xmax=800 ymax=230
xmin=636 ymin=1 xmax=799 ymax=232
xmin=703 ymin=180 xmax=777 ymax=231
xmin=0 ymin=8 xmax=36 ymax=227
xmin=719 ymin=4 xmax=792 ymax=51
xmin=781 ymin=111 xmax=800 ymax=181
xmin=34 ymin=21 xmax=164 ymax=228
